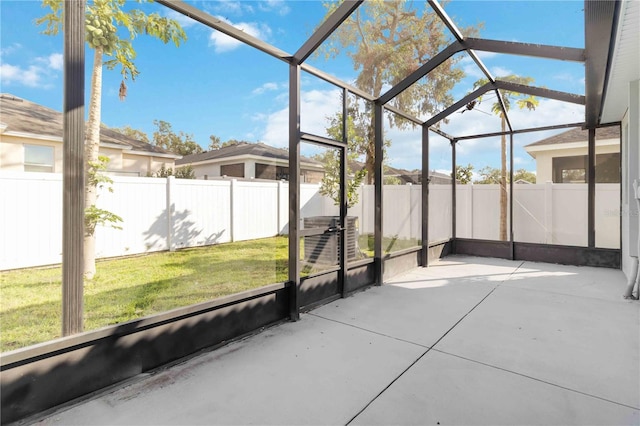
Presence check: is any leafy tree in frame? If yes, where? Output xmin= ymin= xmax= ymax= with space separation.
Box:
xmin=208 ymin=135 xmax=221 ymax=150
xmin=152 ymin=163 xmax=196 ymax=179
xmin=455 ymin=164 xmax=474 ymax=184
xmin=84 ymin=156 xmax=123 ymax=237
xmin=471 ymin=75 xmax=539 ymax=240
xmin=514 ymin=168 xmax=536 ymax=183
xmin=113 ymin=125 xmax=150 ymax=144
xmin=317 ymin=112 xmax=368 ymax=208
xmin=152 ymin=120 xmax=203 ymax=156
xmin=38 ymin=0 xmax=187 ymax=283
xmin=222 ymin=139 xmax=244 ymax=148
xmin=383 ymin=171 xmax=402 ymax=185
xmin=175 ymin=165 xmax=196 ymax=179
xmin=473 ymin=166 xmax=537 ymax=184
xmin=474 ymin=166 xmax=501 ymax=184
xmin=320 ymin=0 xmax=475 ymax=184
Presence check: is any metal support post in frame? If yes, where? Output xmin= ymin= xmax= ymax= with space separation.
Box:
xmin=588 ymin=127 xmax=596 ymax=247
xmin=421 ymin=125 xmax=429 ymax=267
xmin=451 ymin=139 xmax=457 ymax=252
xmin=509 ymin=133 xmax=515 ymax=259
xmin=288 ymin=63 xmax=301 ymax=320
xmin=340 ymin=88 xmax=348 ymax=297
xmin=62 ymin=0 xmax=86 ymax=336
xmin=374 ymin=102 xmax=384 ymax=285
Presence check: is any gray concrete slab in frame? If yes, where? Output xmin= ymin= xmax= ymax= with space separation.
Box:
xmin=436 ymin=284 xmax=640 ymax=409
xmin=503 ymin=261 xmax=630 ymax=302
xmin=392 ymin=255 xmax=523 ymax=282
xmin=37 ymin=314 xmax=425 ymax=425
xmin=311 ymin=280 xmax=497 ymax=348
xmin=307 ymin=256 xmax=519 ymax=348
xmin=33 ymin=256 xmax=640 ymax=425
xmin=352 ymin=349 xmax=640 ymax=426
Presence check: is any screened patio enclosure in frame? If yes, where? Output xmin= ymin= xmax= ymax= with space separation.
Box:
xmin=1 ymin=0 xmax=637 ymax=423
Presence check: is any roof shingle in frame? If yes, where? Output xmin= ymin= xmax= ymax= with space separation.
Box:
xmin=525 ymin=126 xmax=620 ymax=148
xmin=0 ymin=94 xmax=176 ymax=156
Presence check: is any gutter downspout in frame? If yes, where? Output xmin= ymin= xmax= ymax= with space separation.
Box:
xmin=624 ymin=180 xmax=640 ymax=299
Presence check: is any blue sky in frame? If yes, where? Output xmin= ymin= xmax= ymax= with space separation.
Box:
xmin=0 ymin=0 xmax=586 ymax=175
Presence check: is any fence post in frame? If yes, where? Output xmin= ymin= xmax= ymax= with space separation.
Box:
xmin=230 ymin=179 xmax=237 ymax=242
xmin=544 ymin=181 xmax=553 ymax=244
xmin=167 ymin=175 xmax=175 ymax=251
xmin=467 ymin=185 xmax=474 ymax=238
xmin=277 ymin=180 xmax=284 ymax=235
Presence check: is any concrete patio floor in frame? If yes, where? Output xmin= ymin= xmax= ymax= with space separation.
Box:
xmin=35 ymin=256 xmax=640 ymax=425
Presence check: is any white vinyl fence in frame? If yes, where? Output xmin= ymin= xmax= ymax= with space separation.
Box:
xmin=0 ymin=173 xmax=620 ymax=270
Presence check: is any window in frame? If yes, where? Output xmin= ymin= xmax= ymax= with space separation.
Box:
xmin=24 ymin=144 xmax=54 ymax=172
xmin=220 ymin=163 xmax=244 ymax=178
xmin=255 ymin=163 xmax=289 ymax=181
xmin=552 ymin=153 xmax=621 ymax=183
xmin=595 ymin=153 xmax=620 ymax=183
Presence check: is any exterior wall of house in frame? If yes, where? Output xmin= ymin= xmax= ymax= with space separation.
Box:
xmin=122 ymin=154 xmax=149 ymax=176
xmin=122 ymin=154 xmax=176 ymax=177
xmin=622 ymin=79 xmax=640 ymax=280
xmin=188 ymin=158 xmax=323 ymax=182
xmin=534 ymin=144 xmax=619 ymax=182
xmin=101 ymin=147 xmax=124 ymax=171
xmin=1 ymin=134 xmax=175 ymax=177
xmin=301 ymin=169 xmax=324 ymax=184
xmin=150 ymin=156 xmax=176 ymax=176
xmin=0 ymin=135 xmax=62 ymax=172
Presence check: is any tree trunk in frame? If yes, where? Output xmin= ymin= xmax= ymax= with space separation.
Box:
xmin=365 ymin=118 xmax=375 ymax=185
xmin=84 ymin=46 xmax=103 ymax=280
xmin=499 ymin=115 xmax=508 ymax=241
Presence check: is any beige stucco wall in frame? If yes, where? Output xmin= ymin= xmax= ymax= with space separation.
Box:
xmin=534 ymin=143 xmax=619 ymax=183
xmin=1 ymin=134 xmax=175 ymax=176
xmin=0 ymin=135 xmax=62 ymax=172
xmin=121 ymin=154 xmax=176 ymax=177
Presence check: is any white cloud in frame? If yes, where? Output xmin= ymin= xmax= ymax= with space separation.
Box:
xmin=491 ymin=66 xmax=512 ymax=77
xmin=1 ymin=51 xmax=64 ymax=88
xmin=259 ymin=0 xmax=290 ymax=16
xmin=252 ymin=82 xmax=280 ymax=95
xmin=460 ymin=51 xmax=499 ymax=79
xmin=0 ymin=63 xmax=45 ymax=87
xmin=165 ymin=10 xmax=198 ymax=28
xmin=208 ymin=0 xmax=254 ymax=16
xmin=261 ymin=108 xmax=289 ymax=148
xmin=0 ymin=43 xmax=22 ymax=57
xmin=45 ymin=53 xmax=63 ymax=71
xmin=209 ymin=17 xmax=271 ymax=53
xmin=261 ymin=88 xmax=342 ymax=148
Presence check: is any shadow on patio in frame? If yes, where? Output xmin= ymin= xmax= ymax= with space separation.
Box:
xmin=35 ymin=256 xmax=639 ymax=425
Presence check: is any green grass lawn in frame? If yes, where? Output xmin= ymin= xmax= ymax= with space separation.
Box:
xmin=0 ymin=234 xmax=420 ymax=353
xmin=0 ymin=236 xmax=288 ymax=352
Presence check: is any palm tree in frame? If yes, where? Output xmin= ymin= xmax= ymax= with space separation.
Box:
xmin=472 ymin=75 xmax=538 ymax=240
xmin=38 ymin=0 xmax=187 ymax=279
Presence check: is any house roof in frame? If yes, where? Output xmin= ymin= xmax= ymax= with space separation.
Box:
xmin=0 ymin=94 xmax=178 ymax=157
xmin=176 ymin=142 xmax=321 ymax=166
xmin=525 ymin=126 xmax=620 ymax=148
xmin=601 ymin=0 xmax=640 ymax=123
xmin=347 ymin=159 xmax=452 ymax=184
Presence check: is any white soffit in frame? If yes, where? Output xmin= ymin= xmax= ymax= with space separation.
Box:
xmin=601 ymin=0 xmax=640 ymax=123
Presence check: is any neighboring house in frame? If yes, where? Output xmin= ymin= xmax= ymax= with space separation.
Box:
xmin=176 ymin=142 xmax=325 ymax=183
xmin=388 ymin=168 xmax=453 ymax=185
xmin=0 ymin=94 xmax=180 ymax=176
xmin=524 ymin=126 xmax=620 ymax=183
xmin=347 ymin=159 xmax=453 ymax=185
